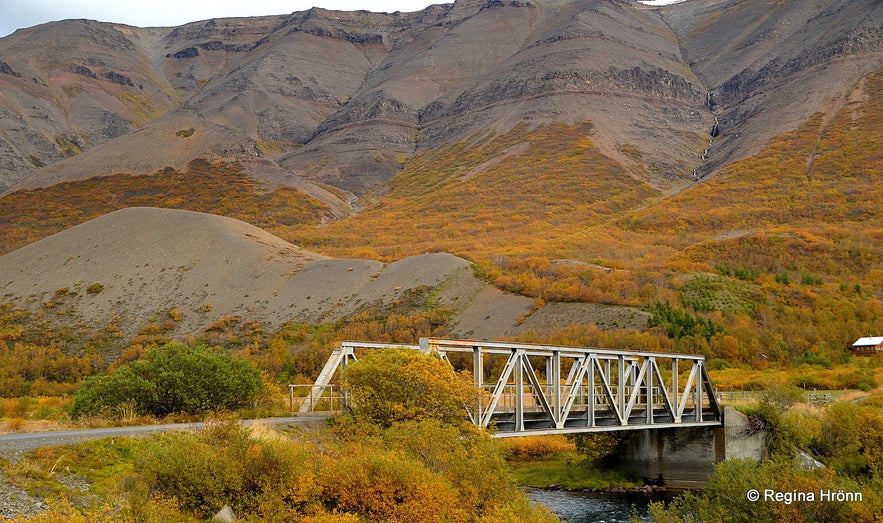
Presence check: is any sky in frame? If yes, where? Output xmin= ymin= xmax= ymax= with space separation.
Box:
xmin=0 ymin=0 xmax=688 ymax=38
xmin=0 ymin=0 xmax=438 ymax=37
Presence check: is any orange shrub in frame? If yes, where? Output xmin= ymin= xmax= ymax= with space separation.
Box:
xmin=498 ymin=435 xmax=576 ymax=461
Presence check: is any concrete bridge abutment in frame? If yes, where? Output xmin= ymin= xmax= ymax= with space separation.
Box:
xmin=620 ymin=406 xmax=764 ymax=488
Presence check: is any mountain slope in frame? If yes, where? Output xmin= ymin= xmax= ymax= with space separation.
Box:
xmin=3 ymin=0 xmax=877 ymax=197
xmin=0 ymin=20 xmax=180 ymax=190
xmin=660 ymin=0 xmax=883 ymax=171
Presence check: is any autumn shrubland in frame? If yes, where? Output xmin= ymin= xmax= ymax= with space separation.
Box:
xmin=0 ymin=289 xmax=479 ymax=438
xmin=290 ymin=122 xmax=660 ymax=268
xmin=0 ymin=158 xmax=331 ymax=255
xmin=283 ymin=69 xmax=883 ymax=371
xmin=0 ymin=72 xmax=883 ymax=383
xmin=1 ymin=68 xmax=881 ymax=425
xmin=0 ymin=351 xmax=558 ymax=523
xmin=2 ymin=72 xmax=881 ymax=389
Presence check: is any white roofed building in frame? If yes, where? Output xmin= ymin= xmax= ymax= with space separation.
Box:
xmin=851 ymin=336 xmax=883 ymax=354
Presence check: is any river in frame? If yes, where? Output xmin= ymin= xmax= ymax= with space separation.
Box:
xmin=527 ymin=488 xmax=672 ymax=523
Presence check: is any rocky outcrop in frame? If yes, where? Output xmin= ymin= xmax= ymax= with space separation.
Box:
xmin=288 ymin=26 xmax=385 ymax=45
xmin=67 ymin=64 xmax=98 ymax=79
xmin=0 ymin=59 xmax=20 ymax=77
xmin=479 ymin=0 xmax=537 ymax=11
xmin=715 ymin=26 xmax=883 ymax=109
xmin=101 ymin=70 xmax=134 ymax=86
xmin=170 ymin=47 xmax=199 ymax=59
xmin=425 ymin=66 xmax=705 ymax=123
xmin=314 ymin=92 xmax=418 ymax=138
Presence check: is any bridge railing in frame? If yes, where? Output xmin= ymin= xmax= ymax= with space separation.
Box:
xmin=300 ymin=338 xmax=722 ymax=436
xmin=288 ymin=384 xmax=339 ymax=414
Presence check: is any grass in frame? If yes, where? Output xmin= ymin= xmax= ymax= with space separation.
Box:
xmin=1 ymin=436 xmax=147 ymax=513
xmin=709 ymin=359 xmax=883 ymax=392
xmin=507 ymin=452 xmax=641 ymax=490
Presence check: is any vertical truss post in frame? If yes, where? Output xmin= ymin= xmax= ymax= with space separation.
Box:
xmin=647 ymin=357 xmax=655 ymax=424
xmin=473 ymin=345 xmax=483 ymax=422
xmin=514 ymin=349 xmax=524 ymax=432
xmin=588 ymin=354 xmax=595 ymax=427
xmin=618 ymin=355 xmax=626 ymax=425
xmin=694 ymin=359 xmax=703 ymax=421
xmin=340 ymin=348 xmax=351 ymax=411
xmin=545 ymin=355 xmax=553 ymax=404
xmin=672 ymin=358 xmax=680 ymax=423
xmin=551 ymin=350 xmax=561 ymax=427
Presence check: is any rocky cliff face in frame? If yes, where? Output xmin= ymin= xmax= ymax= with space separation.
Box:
xmin=0 ymin=0 xmax=880 ymax=195
xmin=660 ymin=0 xmax=883 ymax=172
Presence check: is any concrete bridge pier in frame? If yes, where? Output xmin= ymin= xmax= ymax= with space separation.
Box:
xmin=619 ymin=406 xmax=765 ymax=488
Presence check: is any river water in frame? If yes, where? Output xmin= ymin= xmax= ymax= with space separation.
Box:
xmin=527 ymin=488 xmax=672 ymax=523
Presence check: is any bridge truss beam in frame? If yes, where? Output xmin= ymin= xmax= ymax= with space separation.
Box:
xmin=301 ymin=338 xmax=722 ymax=437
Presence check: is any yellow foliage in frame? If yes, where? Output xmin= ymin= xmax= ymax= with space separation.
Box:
xmin=320 ymin=445 xmax=468 ymax=523
xmin=0 ymin=159 xmax=330 ymax=255
xmin=498 ymin=435 xmax=576 ymax=461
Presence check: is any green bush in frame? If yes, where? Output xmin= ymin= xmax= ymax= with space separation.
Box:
xmin=71 ymin=343 xmax=263 ymax=417
xmin=813 ymin=403 xmax=883 ymax=479
xmin=649 ymin=459 xmax=877 ymax=523
xmin=646 ymin=301 xmax=723 ymax=341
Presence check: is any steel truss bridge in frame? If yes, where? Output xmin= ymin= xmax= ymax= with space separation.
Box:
xmin=300 ymin=338 xmax=722 ymax=437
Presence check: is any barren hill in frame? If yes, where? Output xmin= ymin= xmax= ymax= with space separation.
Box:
xmin=0 ymin=207 xmax=644 ymax=338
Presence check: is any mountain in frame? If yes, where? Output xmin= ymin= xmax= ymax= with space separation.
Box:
xmin=2 ymin=0 xmax=877 ymax=195
xmin=0 ymin=0 xmax=880 ymax=360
